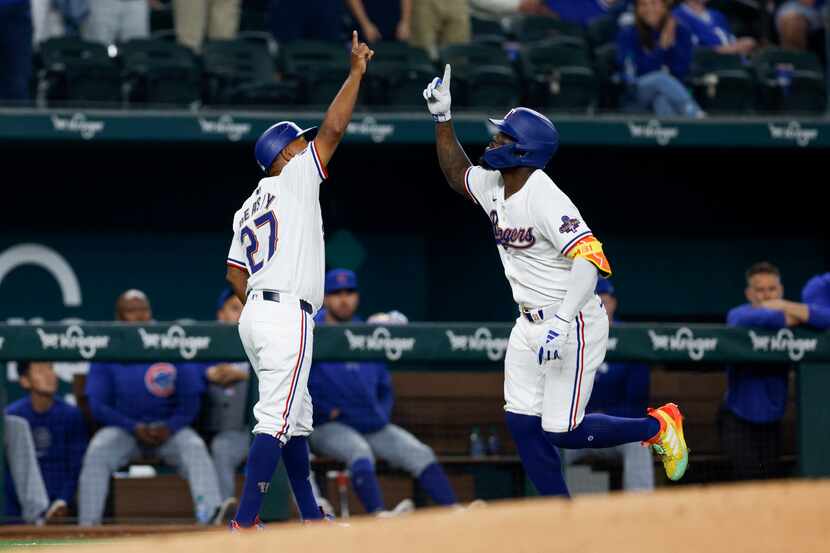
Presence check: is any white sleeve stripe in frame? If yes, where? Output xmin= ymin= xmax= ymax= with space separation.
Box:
xmin=226 ymin=258 xmax=247 ymax=269
xmin=464 ymin=166 xmax=478 ymax=205
xmin=310 ymin=141 xmax=327 ymax=180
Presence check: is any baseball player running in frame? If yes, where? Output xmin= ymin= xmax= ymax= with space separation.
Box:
xmin=224 ymin=31 xmax=374 ymax=528
xmin=423 ymin=65 xmax=689 ymax=496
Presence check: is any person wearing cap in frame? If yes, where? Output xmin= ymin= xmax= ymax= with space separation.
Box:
xmin=307 ymin=269 xmax=458 ymax=515
xmin=78 ymin=290 xmax=224 ymax=526
xmin=561 ymin=280 xmax=654 ymax=492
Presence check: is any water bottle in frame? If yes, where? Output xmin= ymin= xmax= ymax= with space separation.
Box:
xmin=469 ymin=426 xmax=485 ymax=458
xmin=775 ymin=64 xmax=794 ymax=95
xmin=195 ymin=495 xmax=211 ymax=525
xmin=486 ymin=427 xmax=500 ymax=456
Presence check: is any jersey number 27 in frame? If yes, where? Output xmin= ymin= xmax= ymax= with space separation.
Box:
xmin=240 ymin=211 xmax=278 ymax=274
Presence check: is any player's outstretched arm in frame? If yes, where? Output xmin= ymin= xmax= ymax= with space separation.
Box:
xmin=226 ymin=265 xmax=249 ymax=305
xmin=423 ymin=65 xmax=471 ymax=197
xmin=314 ymin=31 xmax=374 ymax=168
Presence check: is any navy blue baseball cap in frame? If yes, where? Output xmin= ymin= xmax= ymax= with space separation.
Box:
xmin=325 ymin=269 xmax=358 ymax=294
xmin=216 ymin=287 xmax=235 ymax=310
xmin=595 ymin=279 xmax=615 ymax=296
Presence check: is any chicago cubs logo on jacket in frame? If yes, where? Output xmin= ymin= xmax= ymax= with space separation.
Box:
xmin=145 ymin=363 xmax=177 ymax=397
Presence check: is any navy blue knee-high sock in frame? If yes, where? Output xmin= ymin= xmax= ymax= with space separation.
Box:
xmin=350 ymin=458 xmax=385 ymax=513
xmin=417 ymin=463 xmax=457 ymax=506
xmin=281 ymin=436 xmax=323 ymax=521
xmin=505 ymin=412 xmax=570 ymax=497
xmin=546 ymin=413 xmax=660 ymax=449
xmin=235 ymin=433 xmax=282 ymax=526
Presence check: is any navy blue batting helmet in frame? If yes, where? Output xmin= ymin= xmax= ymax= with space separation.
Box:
xmin=255 ymin=121 xmax=318 ymax=174
xmin=482 ymin=107 xmax=559 ymax=170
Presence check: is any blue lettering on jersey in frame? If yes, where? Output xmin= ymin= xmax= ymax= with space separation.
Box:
xmin=490 ymin=210 xmax=536 ymax=250
xmin=239 ymin=193 xmax=276 ymax=227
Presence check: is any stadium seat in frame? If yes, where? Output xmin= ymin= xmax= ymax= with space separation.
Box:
xmin=519 ymin=40 xmax=598 ymax=112
xmin=364 ymin=43 xmax=435 ymax=107
xmin=506 ymin=14 xmax=586 ymax=46
xmin=593 ymin=42 xmax=624 ymax=110
xmin=471 ymin=16 xmax=508 ymax=48
xmin=688 ymin=50 xmax=755 ymax=114
xmin=280 ymin=41 xmax=351 ymax=106
xmin=586 ymin=15 xmax=619 ymax=49
xmin=203 ymin=39 xmax=280 ymax=105
xmin=37 ymin=37 xmax=121 ymax=106
xmin=119 ymin=39 xmax=201 ymax=107
xmin=237 ymin=30 xmax=279 ymax=58
xmin=439 ymin=44 xmax=520 ymax=108
xmin=753 ymin=47 xmax=826 ymax=113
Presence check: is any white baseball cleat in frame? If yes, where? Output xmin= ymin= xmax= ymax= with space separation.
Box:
xmin=376 ymin=498 xmax=415 ymax=518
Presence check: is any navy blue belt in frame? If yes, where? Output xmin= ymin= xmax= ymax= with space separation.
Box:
xmin=259 ymin=290 xmax=313 ymax=315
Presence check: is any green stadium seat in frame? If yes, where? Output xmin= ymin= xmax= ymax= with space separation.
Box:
xmin=119 ymin=38 xmax=201 ymax=107
xmin=471 ymin=16 xmax=508 ymax=48
xmin=753 ymin=47 xmax=826 ymax=114
xmin=688 ymin=49 xmax=755 ymax=114
xmin=586 ymin=15 xmax=618 ymax=49
xmin=364 ymin=43 xmax=435 ymax=107
xmin=439 ymin=44 xmax=520 ymax=109
xmin=519 ymin=40 xmax=598 ymax=112
xmin=593 ymin=42 xmax=624 ymax=110
xmin=37 ymin=37 xmax=121 ymax=106
xmin=506 ymin=14 xmax=585 ymax=46
xmin=280 ymin=41 xmax=351 ymax=106
xmin=203 ymin=39 xmax=280 ymax=105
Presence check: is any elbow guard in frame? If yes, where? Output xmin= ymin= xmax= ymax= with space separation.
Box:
xmin=564 ymin=235 xmax=612 ymax=277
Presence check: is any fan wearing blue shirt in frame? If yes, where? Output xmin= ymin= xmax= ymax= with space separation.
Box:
xmin=77 ymin=289 xmax=223 ymax=526
xmin=545 ymin=0 xmax=629 ymax=26
xmin=5 ymin=361 xmax=88 ymax=521
xmin=617 ymin=0 xmax=703 ymax=117
xmin=562 ymin=280 xmax=654 ymax=491
xmin=672 ymin=0 xmax=756 ymax=54
xmin=308 ymin=269 xmax=458 ymax=516
xmin=722 ymin=262 xmax=797 ymax=480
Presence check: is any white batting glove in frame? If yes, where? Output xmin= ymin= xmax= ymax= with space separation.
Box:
xmin=423 ymin=64 xmax=452 ymax=123
xmin=538 ymin=314 xmax=571 ymax=366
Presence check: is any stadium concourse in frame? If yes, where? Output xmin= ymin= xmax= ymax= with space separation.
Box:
xmin=0 ymin=480 xmax=825 ymax=552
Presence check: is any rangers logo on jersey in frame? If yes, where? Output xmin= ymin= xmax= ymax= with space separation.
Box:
xmin=145 ymin=363 xmax=177 ymax=398
xmin=490 ymin=211 xmax=536 ymax=249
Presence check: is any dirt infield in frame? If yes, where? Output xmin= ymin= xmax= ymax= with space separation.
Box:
xmin=32 ymin=480 xmax=830 ymax=553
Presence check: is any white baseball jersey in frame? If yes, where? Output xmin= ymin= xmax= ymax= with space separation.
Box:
xmin=226 ymin=141 xmax=328 ymax=311
xmin=464 ymin=165 xmax=608 ymax=309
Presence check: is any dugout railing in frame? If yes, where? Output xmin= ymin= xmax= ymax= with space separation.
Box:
xmin=2 ymin=322 xmax=829 ymax=520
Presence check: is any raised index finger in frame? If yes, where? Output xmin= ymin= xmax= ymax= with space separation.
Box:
xmin=352 ymin=30 xmax=358 ymax=50
xmin=441 ymin=64 xmax=451 ymax=87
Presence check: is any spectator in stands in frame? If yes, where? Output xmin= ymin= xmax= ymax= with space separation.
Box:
xmin=346 ymin=0 xmax=411 ymax=44
xmin=308 ymin=269 xmax=458 ymax=515
xmin=0 ymin=0 xmax=33 ymax=101
xmin=267 ymin=0 xmax=345 ymax=43
xmin=562 ymin=280 xmax=654 ymax=492
xmin=722 ymin=262 xmax=797 ymax=481
xmin=470 ymin=0 xmax=556 ymax=18
xmin=6 ymin=361 xmax=88 ymax=522
xmin=172 ymin=0 xmax=240 ymax=53
xmin=776 ymin=0 xmax=826 ymax=51
xmin=81 ymin=0 xmax=148 ymax=45
xmin=545 ymin=0 xmax=629 ymax=26
xmin=617 ymin=0 xmax=704 ymax=117
xmin=3 ymin=415 xmax=53 ymax=524
xmin=672 ymin=0 xmax=756 ymax=55
xmin=77 ymin=289 xmax=225 ymax=526
xmin=746 ymin=271 xmax=830 ymax=330
xmin=411 ymin=0 xmax=470 ymax=59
